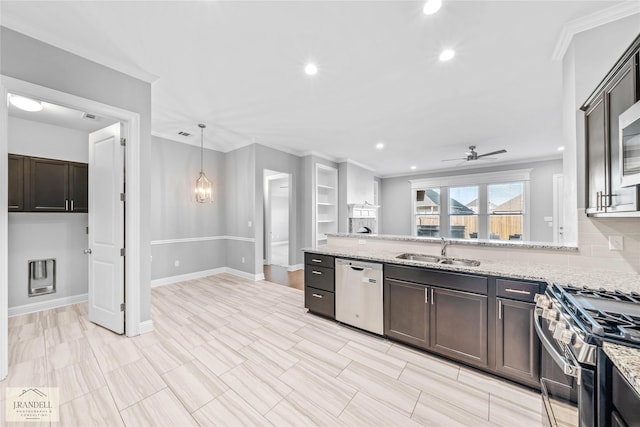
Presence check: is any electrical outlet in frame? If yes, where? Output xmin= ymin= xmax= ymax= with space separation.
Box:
xmin=241 ymin=257 xmax=245 ymax=263
xmin=150 ymin=256 xmax=153 ymax=262
xmin=174 ymin=260 xmax=180 ymax=267
xmin=609 ymin=235 xmax=624 ymax=251
xmin=247 ymin=221 xmax=252 ymax=227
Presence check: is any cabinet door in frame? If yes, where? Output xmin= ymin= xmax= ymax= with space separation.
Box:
xmin=606 ymin=62 xmax=638 ymax=212
xmin=27 ymin=157 xmax=69 ymax=212
xmin=430 ymin=287 xmax=487 ymax=367
xmin=585 ymin=96 xmax=607 ymax=214
xmin=8 ymin=154 xmax=24 ymax=211
xmin=496 ymin=298 xmax=539 ymax=386
xmin=384 ymin=278 xmax=429 ymax=349
xmin=69 ymin=163 xmax=88 ymax=212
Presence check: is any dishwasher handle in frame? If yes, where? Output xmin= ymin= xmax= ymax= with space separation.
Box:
xmin=349 ymin=266 xmax=365 ymax=272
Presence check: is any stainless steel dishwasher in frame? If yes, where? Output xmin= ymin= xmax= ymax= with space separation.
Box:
xmin=335 ymin=258 xmax=383 ymax=335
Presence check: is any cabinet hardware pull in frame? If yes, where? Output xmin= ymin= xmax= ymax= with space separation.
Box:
xmin=312 ymin=293 xmax=323 ymax=298
xmin=498 ymin=300 xmax=503 ymax=319
xmin=431 ymin=288 xmax=434 ymax=305
xmin=504 ymin=288 xmax=531 ymax=295
xmin=311 ymin=271 xmax=322 ymax=275
xmin=71 ymin=200 xmax=74 ymax=211
xmin=311 ymin=259 xmax=322 ymax=263
xmin=425 ymin=288 xmax=428 ymax=304
xmin=65 ymin=199 xmax=69 ymax=211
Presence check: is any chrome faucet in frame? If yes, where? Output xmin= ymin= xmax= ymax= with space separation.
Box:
xmin=440 ymin=237 xmax=449 ymax=257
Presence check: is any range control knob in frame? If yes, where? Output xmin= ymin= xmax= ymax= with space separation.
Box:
xmin=543 ymin=308 xmax=558 ymax=321
xmin=553 ymin=321 xmax=567 ymax=340
xmin=560 ymin=329 xmax=575 ymax=345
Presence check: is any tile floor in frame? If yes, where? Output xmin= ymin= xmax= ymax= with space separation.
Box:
xmin=2 ymin=273 xmax=547 ymax=426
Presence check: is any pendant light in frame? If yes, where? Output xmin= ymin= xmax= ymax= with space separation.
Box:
xmin=194 ymin=123 xmax=212 ymax=203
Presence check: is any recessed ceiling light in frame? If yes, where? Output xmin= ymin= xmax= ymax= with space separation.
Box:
xmin=557 ymin=146 xmax=565 ymax=152
xmin=304 ymin=63 xmax=318 ymax=76
xmin=423 ymin=0 xmax=442 ymax=15
xmin=410 ymin=165 xmax=417 ymax=170
xmin=9 ymin=94 xmax=43 ymax=112
xmin=439 ymin=49 xmax=455 ymax=62
xmin=376 ymin=142 xmax=384 ymax=150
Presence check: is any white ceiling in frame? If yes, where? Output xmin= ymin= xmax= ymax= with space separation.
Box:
xmin=0 ymin=1 xmax=631 ymax=176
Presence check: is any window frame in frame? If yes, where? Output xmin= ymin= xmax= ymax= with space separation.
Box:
xmin=410 ymin=169 xmax=531 ymax=240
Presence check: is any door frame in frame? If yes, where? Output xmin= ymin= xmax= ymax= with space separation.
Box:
xmin=263 ymin=171 xmax=291 ymax=267
xmin=553 ymin=173 xmax=565 ymax=244
xmin=0 ymin=75 xmax=143 ymax=379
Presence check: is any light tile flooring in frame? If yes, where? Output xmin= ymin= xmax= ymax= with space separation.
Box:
xmin=2 ymin=274 xmax=547 ymax=426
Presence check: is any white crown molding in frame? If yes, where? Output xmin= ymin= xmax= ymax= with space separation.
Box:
xmin=300 ymin=150 xmax=340 ymax=163
xmin=552 ymin=2 xmax=640 ymax=61
xmin=337 ymin=158 xmax=377 ymax=172
xmin=0 ymin=18 xmax=159 ymax=83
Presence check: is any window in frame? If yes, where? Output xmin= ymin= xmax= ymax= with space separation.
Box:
xmin=448 ymin=186 xmax=478 ymax=239
xmin=410 ymin=169 xmax=530 ymax=240
xmin=488 ymin=182 xmax=524 ymax=241
xmin=415 ymin=189 xmax=441 ymax=237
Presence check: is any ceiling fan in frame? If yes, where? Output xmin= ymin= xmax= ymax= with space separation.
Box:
xmin=443 ymin=145 xmax=507 ymax=162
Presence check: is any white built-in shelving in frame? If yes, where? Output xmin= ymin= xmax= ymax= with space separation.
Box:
xmin=314 ymin=164 xmax=338 ymax=247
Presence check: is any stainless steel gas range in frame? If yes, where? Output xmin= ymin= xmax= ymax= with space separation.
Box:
xmin=534 ymin=283 xmax=640 ymax=427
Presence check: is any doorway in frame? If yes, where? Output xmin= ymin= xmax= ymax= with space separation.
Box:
xmin=0 ymin=75 xmax=143 ymax=379
xmin=264 ymin=170 xmax=291 ymax=268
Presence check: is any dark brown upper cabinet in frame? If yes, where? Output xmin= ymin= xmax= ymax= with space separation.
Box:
xmin=8 ymin=154 xmax=88 ymax=213
xmin=8 ymin=154 xmax=24 ymax=211
xmin=582 ymin=34 xmax=640 ymax=216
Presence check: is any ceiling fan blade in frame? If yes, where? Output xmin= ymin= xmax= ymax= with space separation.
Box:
xmin=476 ymin=149 xmax=506 ymax=158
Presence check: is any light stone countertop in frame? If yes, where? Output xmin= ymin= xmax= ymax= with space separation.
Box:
xmin=303 ymin=246 xmax=640 ymax=293
xmin=326 ymin=233 xmax=580 ymax=252
xmin=603 ymin=342 xmax=640 ymax=396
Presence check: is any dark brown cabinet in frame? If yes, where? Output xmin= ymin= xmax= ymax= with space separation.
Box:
xmin=611 ymin=364 xmax=640 ymax=427
xmin=496 ymin=298 xmax=539 ymax=386
xmin=8 ymin=154 xmax=24 ymax=211
xmin=431 ymin=287 xmax=487 ymax=367
xmin=583 ymin=34 xmax=639 ymax=215
xmin=384 ymin=264 xmax=489 ymax=369
xmin=8 ymin=154 xmax=88 ymax=213
xmin=384 ymin=278 xmax=429 ymax=349
xmin=304 ymin=253 xmax=335 ymax=318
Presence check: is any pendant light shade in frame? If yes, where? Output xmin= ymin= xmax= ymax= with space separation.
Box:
xmin=195 ymin=124 xmax=212 ymax=203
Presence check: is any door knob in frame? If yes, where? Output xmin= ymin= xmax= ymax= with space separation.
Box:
xmin=84 ymin=249 xmax=92 ymax=254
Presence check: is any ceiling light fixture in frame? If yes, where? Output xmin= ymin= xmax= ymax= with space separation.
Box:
xmin=9 ymin=94 xmax=43 ymax=112
xmin=376 ymin=142 xmax=384 ymax=150
xmin=439 ymin=49 xmax=455 ymax=62
xmin=410 ymin=165 xmax=417 ymax=170
xmin=194 ymin=124 xmax=213 ymax=203
xmin=423 ymin=0 xmax=442 ymax=15
xmin=305 ymin=63 xmax=318 ymax=76
xmin=557 ymin=146 xmax=565 ymax=152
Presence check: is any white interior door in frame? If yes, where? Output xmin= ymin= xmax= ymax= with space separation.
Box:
xmin=88 ymin=123 xmax=124 ymax=334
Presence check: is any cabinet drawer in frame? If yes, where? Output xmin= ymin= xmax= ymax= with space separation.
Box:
xmin=304 ymin=265 xmax=335 ymax=292
xmin=496 ymin=279 xmax=541 ymax=302
xmin=305 ymin=253 xmax=334 ymax=268
xmin=385 ymin=264 xmax=487 ymax=295
xmin=305 ymin=287 xmax=334 ymax=318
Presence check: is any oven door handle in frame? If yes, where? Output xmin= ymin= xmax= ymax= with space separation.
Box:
xmin=534 ymin=307 xmax=581 ymax=384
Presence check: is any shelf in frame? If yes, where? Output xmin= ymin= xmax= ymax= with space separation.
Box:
xmin=315 ymin=163 xmax=338 ymax=248
xmin=317 ymin=184 xmax=335 ymax=190
xmin=317 ymin=219 xmax=335 ymax=223
xmin=317 ymin=202 xmax=335 ymax=206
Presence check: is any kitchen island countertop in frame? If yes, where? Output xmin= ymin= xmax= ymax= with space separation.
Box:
xmin=603 ymin=342 xmax=640 ymax=396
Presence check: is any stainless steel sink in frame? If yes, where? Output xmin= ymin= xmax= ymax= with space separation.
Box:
xmin=395 ymin=253 xmax=442 ymax=263
xmin=395 ymin=253 xmax=480 ymax=267
xmin=437 ymin=258 xmax=481 ymax=267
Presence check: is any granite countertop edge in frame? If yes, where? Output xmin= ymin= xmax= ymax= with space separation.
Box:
xmin=602 ymin=342 xmax=640 ymax=396
xmin=326 ymin=233 xmax=579 ymax=252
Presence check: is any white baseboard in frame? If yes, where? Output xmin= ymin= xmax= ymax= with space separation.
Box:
xmin=288 ymin=264 xmax=304 ymax=271
xmin=139 ymin=320 xmax=154 ymax=334
xmin=151 ymin=268 xmax=227 ymax=287
xmin=152 ymin=267 xmax=267 ymax=287
xmin=9 ymin=293 xmax=88 ymax=317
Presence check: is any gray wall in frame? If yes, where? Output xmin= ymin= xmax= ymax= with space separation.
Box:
xmin=7 ymin=117 xmax=89 ymax=308
xmin=1 ymin=26 xmax=153 ymax=321
xmin=150 ymin=136 xmax=226 ymax=280
xmin=380 ymin=159 xmax=563 ymax=242
xmin=254 ymin=144 xmax=303 ymax=271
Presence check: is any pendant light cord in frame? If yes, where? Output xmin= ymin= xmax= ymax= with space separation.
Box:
xmin=199 ymin=123 xmax=206 ymax=173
